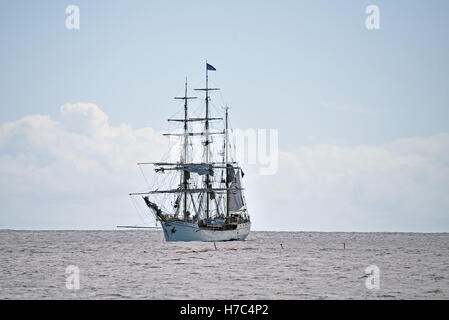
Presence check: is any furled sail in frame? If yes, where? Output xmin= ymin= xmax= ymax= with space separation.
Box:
xmin=228 ymin=168 xmax=245 ymax=212
xmin=155 ymin=163 xmax=214 ymax=176
xmin=183 ymin=164 xmax=214 ymax=176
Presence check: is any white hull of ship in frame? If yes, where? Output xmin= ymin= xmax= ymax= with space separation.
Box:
xmin=161 ymin=221 xmax=251 ymax=242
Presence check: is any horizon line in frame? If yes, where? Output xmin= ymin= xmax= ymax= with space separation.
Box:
xmin=0 ymin=228 xmax=448 ymax=234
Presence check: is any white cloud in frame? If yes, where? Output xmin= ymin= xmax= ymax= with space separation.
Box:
xmin=1 ymin=103 xmax=448 ymax=231
xmin=0 ymin=103 xmax=166 ymax=229
xmin=246 ymin=134 xmax=449 ymax=232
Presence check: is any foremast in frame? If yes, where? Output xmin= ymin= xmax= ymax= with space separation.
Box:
xmin=174 ymin=78 xmax=197 ymax=220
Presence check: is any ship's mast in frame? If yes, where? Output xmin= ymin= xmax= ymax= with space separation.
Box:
xmin=205 ymin=66 xmax=210 ymax=218
xmin=195 ymin=62 xmax=219 ymax=220
xmin=223 ymin=106 xmax=229 ymax=219
xmin=174 ymin=78 xmax=196 ymax=220
xmin=183 ymin=79 xmax=189 ymax=220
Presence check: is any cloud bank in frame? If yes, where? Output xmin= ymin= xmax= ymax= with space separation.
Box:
xmin=0 ymin=103 xmax=166 ymax=229
xmin=247 ymin=134 xmax=449 ymax=231
xmin=1 ymin=103 xmax=448 ymax=231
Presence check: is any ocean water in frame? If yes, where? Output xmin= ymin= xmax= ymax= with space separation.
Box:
xmin=0 ymin=230 xmax=448 ymax=300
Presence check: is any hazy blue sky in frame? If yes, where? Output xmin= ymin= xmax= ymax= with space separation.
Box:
xmin=1 ymin=1 xmax=449 ymax=231
xmin=2 ymin=0 xmax=449 ymax=146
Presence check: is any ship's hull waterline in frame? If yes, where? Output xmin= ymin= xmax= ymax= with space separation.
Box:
xmin=161 ymin=221 xmax=251 ymax=242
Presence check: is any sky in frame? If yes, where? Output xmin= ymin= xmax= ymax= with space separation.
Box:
xmin=0 ymin=0 xmax=449 ymax=231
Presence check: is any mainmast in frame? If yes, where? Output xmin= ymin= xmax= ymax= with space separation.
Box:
xmin=174 ymin=78 xmax=196 ymax=220
xmin=195 ymin=62 xmax=219 ymax=219
xmin=205 ymin=66 xmax=210 ymax=219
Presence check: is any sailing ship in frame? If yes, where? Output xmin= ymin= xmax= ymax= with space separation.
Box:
xmin=129 ymin=63 xmax=251 ymax=241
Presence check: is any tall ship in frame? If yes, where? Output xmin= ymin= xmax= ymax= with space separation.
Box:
xmin=129 ymin=63 xmax=250 ymax=241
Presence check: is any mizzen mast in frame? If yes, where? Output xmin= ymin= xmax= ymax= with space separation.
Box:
xmin=225 ymin=106 xmax=230 ymax=219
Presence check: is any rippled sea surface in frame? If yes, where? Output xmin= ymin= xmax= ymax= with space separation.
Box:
xmin=0 ymin=230 xmax=448 ymax=299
